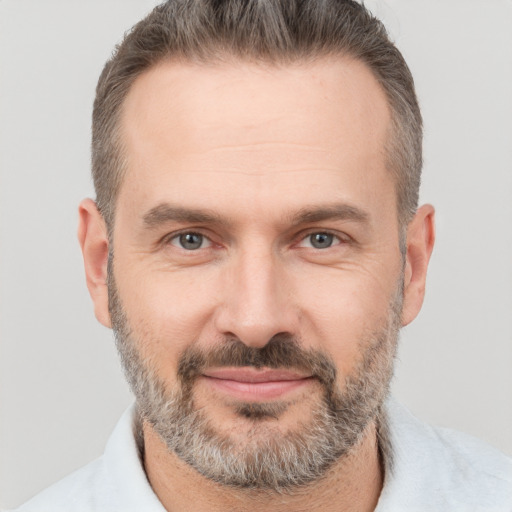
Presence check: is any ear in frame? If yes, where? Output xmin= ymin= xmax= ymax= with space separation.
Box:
xmin=401 ymin=204 xmax=435 ymax=326
xmin=77 ymin=198 xmax=112 ymax=328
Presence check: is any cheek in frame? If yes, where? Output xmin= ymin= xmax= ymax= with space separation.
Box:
xmin=114 ymin=264 xmax=220 ymax=369
xmin=294 ymin=267 xmax=397 ymax=377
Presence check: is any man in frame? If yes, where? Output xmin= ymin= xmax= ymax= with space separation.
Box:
xmin=14 ymin=0 xmax=511 ymax=510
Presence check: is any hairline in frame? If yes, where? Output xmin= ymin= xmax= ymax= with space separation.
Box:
xmin=102 ymin=52 xmax=412 ymax=239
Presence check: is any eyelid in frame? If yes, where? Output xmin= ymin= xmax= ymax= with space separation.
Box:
xmin=294 ymin=229 xmax=351 ymax=248
xmin=162 ymin=229 xmax=214 ymax=249
xmin=159 ymin=227 xmax=352 ymax=251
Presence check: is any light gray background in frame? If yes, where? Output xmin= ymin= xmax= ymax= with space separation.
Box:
xmin=1 ymin=0 xmax=511 ymax=509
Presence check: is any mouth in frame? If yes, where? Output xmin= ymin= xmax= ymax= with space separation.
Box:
xmin=200 ymin=367 xmax=315 ymax=401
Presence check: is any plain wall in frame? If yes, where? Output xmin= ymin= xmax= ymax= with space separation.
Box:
xmin=1 ymin=0 xmax=511 ymax=508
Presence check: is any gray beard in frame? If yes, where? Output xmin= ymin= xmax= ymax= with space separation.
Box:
xmin=108 ymin=271 xmax=401 ymax=492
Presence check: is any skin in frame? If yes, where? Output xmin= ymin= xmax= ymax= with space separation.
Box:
xmin=78 ymin=57 xmax=435 ymax=511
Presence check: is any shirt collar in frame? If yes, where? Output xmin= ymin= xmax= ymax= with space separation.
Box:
xmin=105 ymin=398 xmax=428 ymax=511
xmin=104 ymin=404 xmax=166 ymax=511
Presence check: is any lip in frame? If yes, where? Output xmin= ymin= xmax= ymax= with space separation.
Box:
xmin=200 ymin=367 xmax=314 ymax=401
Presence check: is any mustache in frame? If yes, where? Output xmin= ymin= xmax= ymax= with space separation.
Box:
xmin=177 ymin=334 xmax=338 ymax=389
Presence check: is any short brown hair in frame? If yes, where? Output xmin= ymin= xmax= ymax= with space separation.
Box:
xmin=92 ymin=0 xmax=422 ymax=229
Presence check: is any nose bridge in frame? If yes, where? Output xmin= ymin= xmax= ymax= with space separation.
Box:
xmin=215 ymin=241 xmax=295 ymax=347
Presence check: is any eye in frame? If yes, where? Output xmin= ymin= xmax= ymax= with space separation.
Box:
xmin=299 ymin=232 xmax=340 ymax=249
xmin=170 ymin=232 xmax=211 ymax=250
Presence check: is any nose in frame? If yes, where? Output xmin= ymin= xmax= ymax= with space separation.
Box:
xmin=213 ymin=247 xmax=298 ymax=349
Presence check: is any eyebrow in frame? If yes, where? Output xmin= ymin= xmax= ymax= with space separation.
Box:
xmin=143 ymin=204 xmax=226 ymax=228
xmin=142 ymin=202 xmax=370 ymax=229
xmin=290 ymin=203 xmax=370 ymax=225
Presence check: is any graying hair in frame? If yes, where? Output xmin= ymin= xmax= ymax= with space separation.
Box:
xmin=92 ymin=0 xmax=422 ymax=230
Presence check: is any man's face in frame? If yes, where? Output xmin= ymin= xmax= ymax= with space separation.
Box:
xmin=108 ymin=57 xmax=405 ymax=488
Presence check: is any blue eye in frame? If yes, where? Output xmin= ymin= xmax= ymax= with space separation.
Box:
xmin=296 ymin=232 xmax=342 ymax=249
xmin=171 ymin=232 xmax=209 ymax=250
xmin=309 ymin=232 xmax=335 ymax=249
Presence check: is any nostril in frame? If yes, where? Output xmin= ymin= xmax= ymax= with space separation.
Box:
xmin=212 ymin=261 xmax=298 ymax=348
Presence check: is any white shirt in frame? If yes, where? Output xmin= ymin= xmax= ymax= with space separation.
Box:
xmin=14 ymin=399 xmax=512 ymax=511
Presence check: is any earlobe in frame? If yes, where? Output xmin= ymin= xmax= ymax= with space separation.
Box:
xmin=77 ymin=198 xmax=112 ymax=328
xmin=401 ymin=204 xmax=436 ymax=326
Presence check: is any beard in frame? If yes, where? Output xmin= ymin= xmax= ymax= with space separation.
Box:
xmin=108 ymin=270 xmax=401 ymax=492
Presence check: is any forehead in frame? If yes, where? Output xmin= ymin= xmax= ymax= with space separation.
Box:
xmin=118 ymin=57 xmax=393 ymax=222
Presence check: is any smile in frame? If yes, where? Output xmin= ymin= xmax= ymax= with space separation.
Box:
xmin=200 ymin=368 xmax=315 ymax=401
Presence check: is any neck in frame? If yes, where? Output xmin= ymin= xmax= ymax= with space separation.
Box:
xmin=143 ymin=421 xmax=384 ymax=512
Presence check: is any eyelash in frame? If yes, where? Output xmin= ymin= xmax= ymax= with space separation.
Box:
xmin=295 ymin=230 xmax=346 ymax=249
xmin=164 ymin=230 xmax=213 ymax=251
xmin=163 ymin=229 xmax=350 ymax=252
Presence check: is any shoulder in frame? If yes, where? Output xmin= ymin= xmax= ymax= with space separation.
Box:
xmin=10 ymin=405 xmax=164 ymax=512
xmin=378 ymin=398 xmax=512 ymax=512
xmin=433 ymin=423 xmax=512 ymax=484
xmin=10 ymin=457 xmax=117 ymax=512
